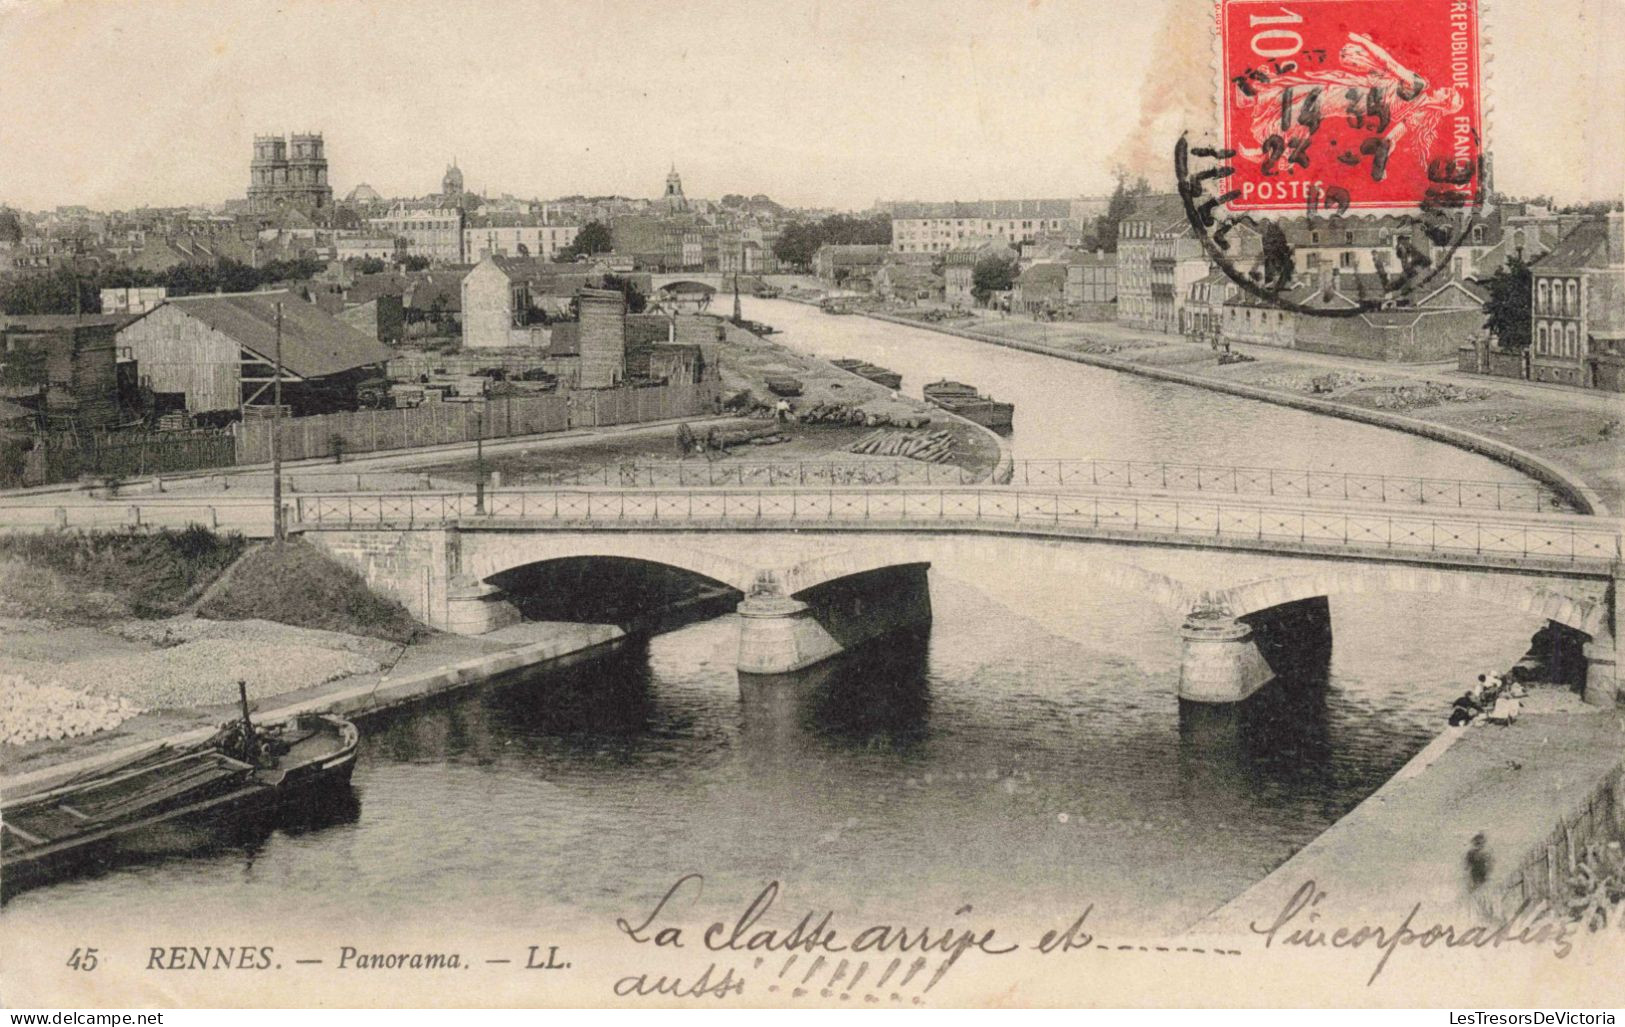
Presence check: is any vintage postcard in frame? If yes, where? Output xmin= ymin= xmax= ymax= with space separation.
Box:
xmin=1 ymin=0 xmax=1623 ymax=1010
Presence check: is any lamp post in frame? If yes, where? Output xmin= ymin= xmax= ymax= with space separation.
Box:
xmin=474 ymin=408 xmax=486 ymax=514
xmin=271 ymin=302 xmax=284 ymax=541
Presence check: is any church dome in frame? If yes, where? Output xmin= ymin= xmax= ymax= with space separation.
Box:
xmin=442 ymin=162 xmax=464 ymax=196
xmin=345 ymin=183 xmax=382 ymax=205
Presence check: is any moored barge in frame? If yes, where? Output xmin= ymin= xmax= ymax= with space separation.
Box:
xmin=832 ymin=359 xmax=903 ymax=391
xmin=1 ymin=685 xmax=359 ymax=896
xmin=922 ymin=379 xmax=1014 ymax=430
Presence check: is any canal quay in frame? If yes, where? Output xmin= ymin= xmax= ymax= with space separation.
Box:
xmin=3 ymin=297 xmax=1622 ymax=948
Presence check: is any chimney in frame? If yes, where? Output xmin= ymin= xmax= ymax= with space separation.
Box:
xmin=576 ymin=287 xmax=626 ymax=389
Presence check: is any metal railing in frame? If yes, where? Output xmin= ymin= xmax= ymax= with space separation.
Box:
xmin=292 ymin=488 xmax=1620 ymax=568
xmin=1007 ymin=460 xmax=1569 ymax=512
xmin=438 ymin=458 xmax=1570 ymax=512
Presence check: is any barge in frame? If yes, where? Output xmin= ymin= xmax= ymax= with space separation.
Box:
xmin=922 ymin=379 xmax=1014 ymax=430
xmin=832 ymin=359 xmax=903 ymax=391
xmin=2 ymin=685 xmax=359 ymax=896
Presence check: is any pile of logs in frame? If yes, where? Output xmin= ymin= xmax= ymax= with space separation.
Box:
xmin=797 ymin=402 xmax=932 ymax=429
xmin=845 ymin=429 xmax=956 ymax=463
xmin=706 ymin=423 xmax=786 ymax=449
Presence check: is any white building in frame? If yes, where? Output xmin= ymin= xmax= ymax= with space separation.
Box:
xmin=99 ymin=286 xmax=167 ymax=315
xmin=463 ymin=223 xmax=581 ymax=262
xmin=888 ymin=198 xmax=1105 ymax=254
xmin=366 ymin=206 xmax=465 ymax=263
xmin=334 ymin=234 xmax=400 ymax=262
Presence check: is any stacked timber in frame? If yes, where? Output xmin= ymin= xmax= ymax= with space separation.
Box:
xmin=797 ymin=402 xmax=931 ymax=428
xmin=844 ymin=429 xmax=955 ymax=463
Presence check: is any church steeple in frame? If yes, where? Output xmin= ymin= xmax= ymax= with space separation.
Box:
xmin=662 ymin=165 xmax=686 ymax=212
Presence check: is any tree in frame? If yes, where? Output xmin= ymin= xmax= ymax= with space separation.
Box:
xmin=401 ymin=255 xmax=431 ymax=272
xmin=562 ymin=221 xmax=613 ymax=260
xmin=1482 ymin=255 xmax=1533 ymax=350
xmin=0 ymin=267 xmax=98 ymax=315
xmin=772 ymin=222 xmax=822 ymax=270
xmin=1093 ymin=173 xmax=1150 ymax=254
xmin=0 ymin=208 xmax=22 ymax=246
xmin=971 ymin=253 xmax=1018 ymax=304
xmin=1259 ymin=222 xmax=1295 ymax=291
xmin=354 ymin=257 xmax=388 ymax=275
xmin=819 ymin=213 xmax=890 ymax=246
xmin=600 ymin=273 xmax=647 ymax=314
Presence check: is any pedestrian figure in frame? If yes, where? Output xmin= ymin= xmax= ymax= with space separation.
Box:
xmin=1466 ymin=833 xmax=1492 ymax=890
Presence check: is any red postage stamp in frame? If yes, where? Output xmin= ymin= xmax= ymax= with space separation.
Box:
xmin=1217 ymin=0 xmax=1485 ymax=215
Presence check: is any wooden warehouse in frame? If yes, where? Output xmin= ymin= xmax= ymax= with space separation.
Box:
xmin=116 ymin=291 xmax=393 ymax=419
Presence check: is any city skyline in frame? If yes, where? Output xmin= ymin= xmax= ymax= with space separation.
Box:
xmin=1 ymin=0 xmax=1622 ymax=212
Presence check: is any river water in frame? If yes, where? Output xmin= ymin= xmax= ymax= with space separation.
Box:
xmin=3 ymin=300 xmax=1553 ymax=937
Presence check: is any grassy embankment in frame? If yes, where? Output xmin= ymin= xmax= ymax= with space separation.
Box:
xmin=0 ymin=528 xmax=419 ymax=642
xmin=0 ymin=530 xmax=425 ymax=752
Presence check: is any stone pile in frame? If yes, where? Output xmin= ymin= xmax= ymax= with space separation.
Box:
xmin=1 ymin=675 xmax=142 ymax=746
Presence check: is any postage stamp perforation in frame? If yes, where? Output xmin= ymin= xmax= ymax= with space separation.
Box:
xmin=1206 ymin=0 xmax=1490 ymax=221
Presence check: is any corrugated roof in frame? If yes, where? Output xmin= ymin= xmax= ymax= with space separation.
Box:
xmin=155 ymin=291 xmax=392 ymax=379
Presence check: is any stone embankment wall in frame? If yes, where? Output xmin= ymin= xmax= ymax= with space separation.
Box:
xmin=864 ymin=312 xmax=1605 ymax=515
xmin=1489 ymin=759 xmax=1625 ymax=920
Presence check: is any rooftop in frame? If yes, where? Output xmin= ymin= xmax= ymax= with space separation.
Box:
xmin=146 ymin=291 xmax=392 ymax=378
xmin=1534 ymin=216 xmax=1624 ymax=272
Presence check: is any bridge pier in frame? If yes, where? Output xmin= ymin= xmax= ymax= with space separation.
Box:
xmin=1178 ymin=615 xmax=1273 ymax=703
xmin=444 ymin=580 xmax=521 ymax=635
xmin=737 ymin=595 xmax=845 ymax=674
xmin=737 ymin=564 xmax=932 ymax=676
xmin=1584 ymin=636 xmax=1616 ymax=707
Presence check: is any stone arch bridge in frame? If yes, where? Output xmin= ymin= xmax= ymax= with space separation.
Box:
xmin=293 ymin=486 xmax=1623 ymax=704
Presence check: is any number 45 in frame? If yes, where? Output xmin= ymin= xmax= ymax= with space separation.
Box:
xmin=67 ymin=947 xmax=100 ymax=971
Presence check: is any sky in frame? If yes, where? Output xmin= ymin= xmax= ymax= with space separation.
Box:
xmin=0 ymin=0 xmax=1621 ymax=211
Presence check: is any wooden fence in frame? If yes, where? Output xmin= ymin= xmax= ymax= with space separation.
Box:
xmin=233 ymin=379 xmax=721 ymax=465
xmin=17 ymin=430 xmax=237 ymax=487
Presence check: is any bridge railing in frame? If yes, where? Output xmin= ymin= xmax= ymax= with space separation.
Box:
xmin=292 ymin=489 xmax=1621 ymax=567
xmin=487 ymin=459 xmax=1567 ymax=511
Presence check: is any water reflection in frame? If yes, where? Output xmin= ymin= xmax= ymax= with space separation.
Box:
xmin=4 ymin=579 xmax=1546 ymax=935
xmin=738 ymin=628 xmax=933 ymax=756
xmin=2 ymin=784 xmax=362 ymax=904
xmin=1177 ymin=675 xmax=1335 ymax=806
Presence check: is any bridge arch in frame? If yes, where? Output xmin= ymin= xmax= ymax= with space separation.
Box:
xmin=462 ymin=533 xmax=760 ymax=594
xmin=776 ymin=536 xmax=1197 ymax=620
xmin=1216 ymin=567 xmax=1607 ymax=636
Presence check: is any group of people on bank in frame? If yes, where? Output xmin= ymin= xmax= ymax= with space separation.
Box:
xmin=1448 ymin=672 xmax=1527 ymax=727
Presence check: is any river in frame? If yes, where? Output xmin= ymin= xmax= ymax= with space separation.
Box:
xmin=2 ymin=301 xmax=1555 ymax=938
